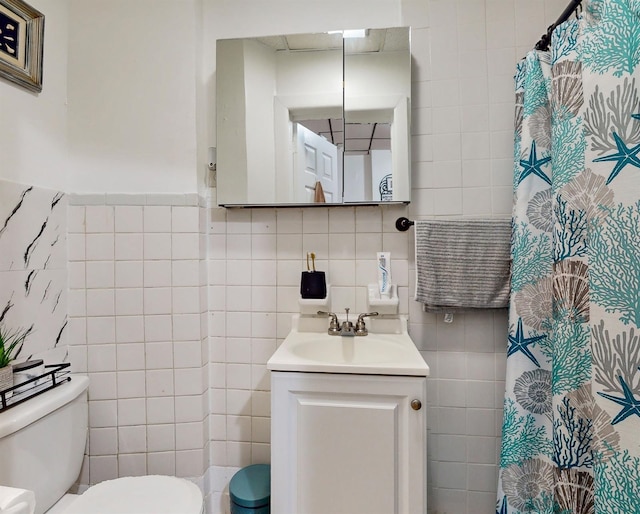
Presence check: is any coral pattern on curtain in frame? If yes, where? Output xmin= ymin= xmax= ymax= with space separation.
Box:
xmin=498 ymin=1 xmax=640 ymax=512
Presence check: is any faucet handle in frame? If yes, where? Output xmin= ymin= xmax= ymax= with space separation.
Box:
xmin=355 ymin=312 xmax=379 ymax=336
xmin=317 ymin=311 xmax=340 ymax=334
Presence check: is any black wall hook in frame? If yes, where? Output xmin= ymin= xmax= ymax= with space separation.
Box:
xmin=395 ymin=217 xmax=414 ymax=232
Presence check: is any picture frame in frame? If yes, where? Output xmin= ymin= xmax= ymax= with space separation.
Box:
xmin=0 ymin=0 xmax=44 ymax=93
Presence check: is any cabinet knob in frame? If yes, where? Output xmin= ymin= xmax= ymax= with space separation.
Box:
xmin=411 ymin=399 xmax=422 ymax=411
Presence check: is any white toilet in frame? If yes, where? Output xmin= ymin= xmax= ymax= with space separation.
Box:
xmin=0 ymin=374 xmax=203 ymax=514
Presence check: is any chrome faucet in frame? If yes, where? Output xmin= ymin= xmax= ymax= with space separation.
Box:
xmin=340 ymin=308 xmax=356 ymax=337
xmin=317 ymin=309 xmax=379 ymax=336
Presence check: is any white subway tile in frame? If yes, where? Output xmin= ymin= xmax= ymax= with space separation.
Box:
xmin=251 ymin=234 xmax=277 ymax=260
xmin=175 ymin=449 xmax=205 ymax=477
xmin=147 ymin=452 xmax=176 ymax=478
xmin=118 ymin=425 xmax=147 ymax=454
xmin=466 ymin=380 xmax=495 ymax=409
xmin=144 ymin=206 xmax=172 ymax=233
xmin=226 ymin=389 xmax=251 ymax=416
xmin=302 ymin=209 xmax=328 ymax=233
xmin=226 ymin=415 xmax=251 ymax=442
xmin=114 ymin=233 xmax=143 ymax=261
xmin=173 ymin=313 xmax=201 ymax=340
xmin=147 ymin=424 xmax=175 ymax=452
xmin=85 ymin=206 xmax=114 ymax=233
xmin=172 ymin=206 xmax=199 ymax=233
xmin=225 ymin=285 xmax=251 ymax=312
xmin=251 ymin=260 xmax=276 ymax=286
xmin=251 ymin=287 xmax=276 ymax=313
xmin=226 ymin=209 xmax=251 ymax=234
xmin=89 ymin=427 xmax=118 ymax=456
xmin=172 ymin=286 xmax=200 ymax=314
xmin=250 ymin=209 xmax=276 ymax=234
xmin=144 ymin=287 xmax=172 ymax=315
xmin=328 ymin=208 xmax=355 ymax=233
xmin=89 ymin=455 xmax=118 ymax=485
xmin=117 ymin=370 xmax=146 ymax=399
xmin=173 ymin=340 xmax=202 ymax=369
xmin=118 ymin=398 xmax=147 ymax=426
xmin=226 ymin=234 xmax=252 ymax=260
xmin=116 ymin=315 xmax=145 ymax=343
xmin=88 ymin=344 xmax=116 ymax=372
xmin=118 ymin=453 xmax=147 ymax=477
xmin=251 ymin=312 xmax=276 ymax=339
xmin=114 ymin=261 xmax=143 ymax=288
xmin=146 ymin=368 xmax=175 ymax=397
xmin=89 ymin=400 xmax=117 ymax=428
xmin=328 ymin=233 xmax=356 ymax=260
xmin=87 ymin=317 xmax=115 ymax=345
xmin=144 ymin=233 xmax=171 ymax=260
xmin=86 ymin=234 xmax=114 ymax=261
xmin=172 ymin=260 xmax=200 ymax=287
xmin=276 ymin=234 xmax=302 ymax=260
xmin=146 ymin=397 xmax=175 ymax=424
xmin=172 ymin=233 xmax=199 ymax=260
xmin=145 ymin=341 xmax=174 ymax=370
xmin=114 ymin=206 xmax=143 ymax=233
xmin=116 ymin=342 xmax=145 ymax=371
xmin=88 ymin=372 xmax=117 ymax=401
xmin=85 ymin=261 xmax=114 ymax=289
xmin=143 ymin=260 xmax=171 ymax=287
xmin=175 ymin=395 xmax=205 ymax=423
xmin=276 ymin=208 xmax=302 ymax=234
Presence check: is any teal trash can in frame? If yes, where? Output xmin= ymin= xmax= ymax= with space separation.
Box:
xmin=229 ymin=464 xmax=270 ymax=514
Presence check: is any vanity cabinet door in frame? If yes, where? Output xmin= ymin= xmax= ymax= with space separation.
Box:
xmin=271 ymin=372 xmax=426 ymax=514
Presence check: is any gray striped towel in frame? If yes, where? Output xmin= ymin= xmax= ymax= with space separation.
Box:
xmin=415 ymin=219 xmax=511 ymax=312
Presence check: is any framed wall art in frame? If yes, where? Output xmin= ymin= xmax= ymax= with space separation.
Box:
xmin=0 ymin=0 xmax=43 ymax=92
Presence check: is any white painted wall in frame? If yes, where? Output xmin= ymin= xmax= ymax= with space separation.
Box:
xmin=66 ymin=0 xmax=199 ymax=194
xmin=0 ymin=0 xmax=68 ymax=191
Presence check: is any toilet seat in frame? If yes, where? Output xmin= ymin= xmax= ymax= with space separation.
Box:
xmin=61 ymin=475 xmax=203 ymax=514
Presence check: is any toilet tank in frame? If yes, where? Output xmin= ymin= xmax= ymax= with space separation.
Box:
xmin=0 ymin=375 xmax=89 ymax=514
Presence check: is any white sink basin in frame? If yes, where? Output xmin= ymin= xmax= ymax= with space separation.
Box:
xmin=268 ymin=315 xmax=429 ymax=376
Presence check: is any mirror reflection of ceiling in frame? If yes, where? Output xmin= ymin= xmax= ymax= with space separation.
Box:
xmin=299 ymin=119 xmax=391 ymax=155
xmin=255 ymin=28 xmax=408 ymax=53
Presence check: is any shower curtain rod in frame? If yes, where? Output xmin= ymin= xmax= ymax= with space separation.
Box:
xmin=534 ymin=0 xmax=582 ymax=51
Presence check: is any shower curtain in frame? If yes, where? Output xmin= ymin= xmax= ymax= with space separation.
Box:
xmin=498 ymin=1 xmax=640 ymax=512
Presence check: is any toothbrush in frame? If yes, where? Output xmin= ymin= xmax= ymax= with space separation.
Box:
xmin=310 ymin=252 xmax=316 ymax=272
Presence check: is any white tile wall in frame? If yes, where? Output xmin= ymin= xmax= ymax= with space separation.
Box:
xmin=67 ymin=197 xmax=208 ymax=485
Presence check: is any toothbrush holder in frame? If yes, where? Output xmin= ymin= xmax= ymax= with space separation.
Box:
xmin=300 ymin=271 xmax=327 ymax=299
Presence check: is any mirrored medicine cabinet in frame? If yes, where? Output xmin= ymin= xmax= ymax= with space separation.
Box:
xmin=215 ymin=27 xmax=411 ymax=207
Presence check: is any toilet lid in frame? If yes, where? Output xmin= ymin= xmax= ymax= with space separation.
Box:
xmin=63 ymin=475 xmax=203 ymax=514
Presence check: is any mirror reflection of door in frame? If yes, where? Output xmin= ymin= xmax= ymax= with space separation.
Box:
xmin=294 ymin=123 xmax=341 ymax=203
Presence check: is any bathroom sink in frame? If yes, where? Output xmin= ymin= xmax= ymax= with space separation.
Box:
xmin=267 ymin=315 xmax=429 ymax=376
xmin=290 ymin=334 xmax=408 ymax=364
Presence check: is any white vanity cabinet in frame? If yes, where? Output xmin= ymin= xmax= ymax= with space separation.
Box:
xmin=270 ymin=371 xmax=427 ymax=514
